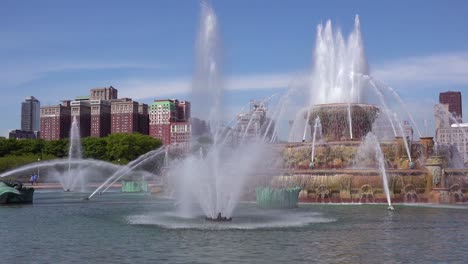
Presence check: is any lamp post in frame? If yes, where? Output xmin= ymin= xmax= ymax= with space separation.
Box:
xmin=37 ymin=158 xmax=41 ymax=184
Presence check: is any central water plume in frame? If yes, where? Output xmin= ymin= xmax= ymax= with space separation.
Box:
xmin=191 ymin=1 xmax=223 ymax=132
xmin=311 ymin=15 xmax=368 ymax=106
xmin=289 ymin=16 xmax=371 ymax=142
xmin=171 ymin=2 xmax=271 ymax=220
xmin=63 ymin=116 xmax=84 ymax=191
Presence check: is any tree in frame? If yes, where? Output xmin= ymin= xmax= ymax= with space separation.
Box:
xmin=105 ymin=133 xmax=162 ymax=164
xmin=82 ymin=137 xmax=108 ymax=160
xmin=43 ymin=139 xmax=68 ymax=158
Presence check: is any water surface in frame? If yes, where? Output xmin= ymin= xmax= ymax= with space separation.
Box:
xmin=1 ymin=191 xmax=466 ymax=264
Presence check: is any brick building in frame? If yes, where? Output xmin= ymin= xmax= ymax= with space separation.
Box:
xmin=90 ymin=99 xmax=111 ymax=137
xmin=111 ymin=98 xmax=140 ymax=134
xmin=439 ymin=91 xmax=462 ymax=123
xmin=138 ymin=103 xmax=149 ymax=135
xmin=40 ymin=101 xmax=71 ymax=140
xmin=90 ymin=86 xmax=118 ymax=101
xmin=170 ymin=122 xmax=191 ymax=144
xmin=149 ymin=99 xmax=191 ymax=145
xmin=70 ymin=100 xmax=91 ymax=138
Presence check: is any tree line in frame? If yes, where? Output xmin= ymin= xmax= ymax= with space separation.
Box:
xmin=0 ymin=133 xmax=162 ymax=173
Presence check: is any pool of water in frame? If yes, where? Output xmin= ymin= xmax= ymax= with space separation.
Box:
xmin=1 ymin=191 xmax=467 ymax=263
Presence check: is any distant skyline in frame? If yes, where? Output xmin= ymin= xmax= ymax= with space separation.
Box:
xmin=1 ymin=0 xmax=468 ymax=137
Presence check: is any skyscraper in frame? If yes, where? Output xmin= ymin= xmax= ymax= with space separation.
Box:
xmin=40 ymin=101 xmax=71 ymax=141
xmin=21 ymin=96 xmax=40 ymax=132
xmin=439 ymin=91 xmax=462 ymax=122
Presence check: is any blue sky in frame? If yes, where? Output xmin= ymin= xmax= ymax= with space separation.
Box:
xmin=1 ymin=0 xmax=468 ymax=138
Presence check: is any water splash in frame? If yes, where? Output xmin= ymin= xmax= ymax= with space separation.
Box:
xmin=88 ymin=147 xmax=166 ymax=199
xmin=311 ymin=15 xmax=368 ymax=105
xmin=358 ymin=133 xmax=393 ymax=208
xmin=171 ymin=2 xmax=273 ymax=220
xmin=64 ymin=116 xmax=83 ymax=191
xmin=367 ymin=78 xmax=397 ymax=136
xmin=394 ymin=113 xmax=413 ymax=163
xmin=311 ymin=117 xmax=321 ymax=163
xmin=372 ymin=79 xmax=422 ymax=138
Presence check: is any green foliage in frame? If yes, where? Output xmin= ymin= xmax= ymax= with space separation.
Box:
xmin=0 ymin=133 xmax=162 ymax=173
xmin=0 ymin=154 xmax=55 ymax=174
xmin=43 ymin=139 xmax=68 ymax=158
xmin=82 ymin=137 xmax=108 ymax=160
xmin=105 ymin=133 xmax=162 ymax=164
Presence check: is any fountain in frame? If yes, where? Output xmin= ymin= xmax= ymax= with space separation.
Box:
xmin=357 ymin=133 xmax=393 ymax=209
xmin=63 ymin=116 xmax=84 ymax=192
xmin=168 ymin=2 xmax=275 ymax=221
xmin=272 ymin=15 xmax=468 ymax=206
xmin=309 ymin=117 xmax=321 ymax=169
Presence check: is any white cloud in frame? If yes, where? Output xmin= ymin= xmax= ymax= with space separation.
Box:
xmin=118 ymin=51 xmax=468 ymax=101
xmin=118 ymin=72 xmax=298 ymax=100
xmin=373 ymin=52 xmax=468 ymax=85
xmin=0 ymin=60 xmax=164 ymax=87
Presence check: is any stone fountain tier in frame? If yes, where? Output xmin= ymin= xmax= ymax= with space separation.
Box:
xmin=270 ymin=169 xmax=430 ymax=203
xmin=309 ymin=103 xmax=379 ymax=142
xmin=282 ymin=140 xmax=422 ymax=170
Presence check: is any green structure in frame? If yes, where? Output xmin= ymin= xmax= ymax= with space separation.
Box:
xmin=0 ymin=182 xmax=34 ymax=204
xmin=121 ymin=181 xmax=149 ymax=193
xmin=256 ymin=187 xmax=301 ymax=209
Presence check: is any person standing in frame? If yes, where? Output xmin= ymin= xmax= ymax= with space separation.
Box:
xmin=33 ymin=174 xmax=38 ymax=185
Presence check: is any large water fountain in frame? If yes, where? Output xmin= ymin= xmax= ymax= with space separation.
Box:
xmin=0 ymin=3 xmax=466 ymax=222
xmin=274 ymin=15 xmax=468 ymax=206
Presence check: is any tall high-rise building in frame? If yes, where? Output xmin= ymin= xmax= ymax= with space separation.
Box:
xmin=21 ymin=96 xmax=40 ymax=132
xmin=138 ymin=103 xmax=149 ymax=135
xmin=149 ymin=99 xmax=191 ymax=145
xmin=40 ymin=101 xmax=71 ymax=141
xmin=439 ymin=91 xmax=462 ymax=122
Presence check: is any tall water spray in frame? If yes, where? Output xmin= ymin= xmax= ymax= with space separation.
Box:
xmin=172 ymin=2 xmax=270 ymax=220
xmin=394 ymin=113 xmax=413 ymax=163
xmin=289 ymin=16 xmax=370 ymax=142
xmin=358 ymin=133 xmax=393 ymax=209
xmin=311 ymin=117 xmax=321 ymax=164
xmin=191 ymin=1 xmax=223 ymax=133
xmin=64 ymin=116 xmax=83 ymax=191
xmin=311 ymin=15 xmax=368 ymax=106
